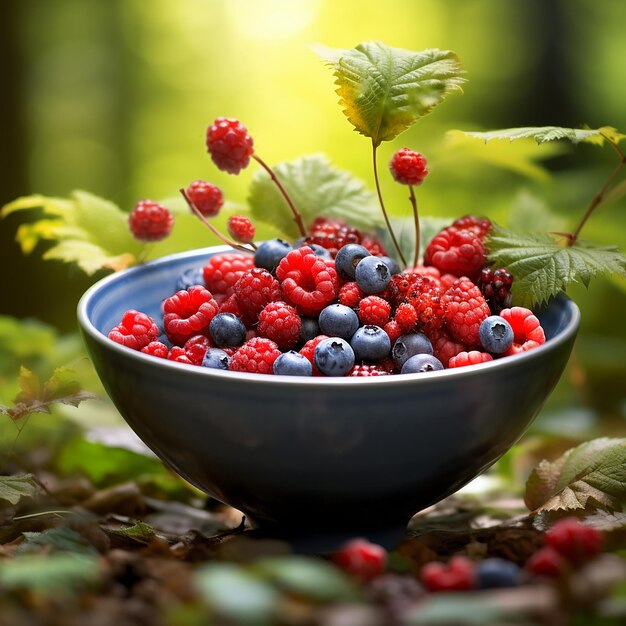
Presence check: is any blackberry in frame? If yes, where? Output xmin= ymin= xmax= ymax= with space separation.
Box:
xmin=479 ymin=267 xmax=513 ymax=313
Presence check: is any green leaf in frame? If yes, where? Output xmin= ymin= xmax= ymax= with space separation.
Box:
xmin=317 ymin=41 xmax=465 ymax=146
xmin=105 ymin=519 xmax=155 ymax=542
xmin=457 ymin=125 xmax=626 ymax=146
xmin=18 ymin=528 xmax=99 ymax=555
xmin=486 ymin=224 xmax=626 ymax=308
xmin=405 ymin=594 xmax=511 ymax=625
xmin=525 ymin=438 xmax=626 ymax=513
xmin=0 ymin=474 xmax=39 ymax=505
xmin=248 ymin=154 xmax=383 ymax=239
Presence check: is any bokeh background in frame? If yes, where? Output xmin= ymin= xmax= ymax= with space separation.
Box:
xmin=1 ymin=0 xmax=625 ymax=445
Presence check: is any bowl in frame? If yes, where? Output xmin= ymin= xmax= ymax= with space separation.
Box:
xmin=78 ymin=245 xmax=580 ymax=547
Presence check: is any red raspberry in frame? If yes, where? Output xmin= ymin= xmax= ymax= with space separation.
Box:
xmin=410 ymin=265 xmax=442 ymax=285
xmin=108 ymin=310 xmax=159 ymax=351
xmin=206 ymin=117 xmax=254 ymax=175
xmin=361 ymin=236 xmax=387 ymax=257
xmin=229 ymin=337 xmax=281 ymax=374
xmin=141 ymin=341 xmax=169 ymax=359
xmin=545 ymin=518 xmax=603 ymax=566
xmin=203 ymin=253 xmax=255 ymax=297
xmin=526 ymin=547 xmax=568 ymax=578
xmin=276 ymin=247 xmax=339 ymax=317
xmin=257 ymin=301 xmax=301 ymax=350
xmin=299 ymin=335 xmax=330 ymax=376
xmin=441 ymin=277 xmax=491 ymax=347
xmin=450 ymin=215 xmax=492 ymax=239
xmin=440 ymin=273 xmax=458 ymax=291
xmin=227 ymin=215 xmax=255 ymax=244
xmin=424 ymin=227 xmax=487 ymax=280
xmin=499 ymin=307 xmax=546 ymax=355
xmin=394 ymin=303 xmax=418 ymax=332
xmin=305 ymin=217 xmax=362 ymax=258
xmin=448 ymin=350 xmax=493 ymax=368
xmin=234 ymin=268 xmax=282 ymax=325
xmin=389 ymin=148 xmax=429 ymax=186
xmin=348 ymin=364 xmax=391 ymax=377
xmin=390 ymin=274 xmax=444 ymax=332
xmin=384 ymin=320 xmax=403 ymax=345
xmin=167 ymin=346 xmax=193 ymax=364
xmin=185 ymin=180 xmax=224 ymax=217
xmin=421 ymin=557 xmax=476 ymax=592
xmin=129 ymin=200 xmax=174 ymax=242
xmin=218 ymin=294 xmax=243 ymax=317
xmin=163 ymin=285 xmax=219 ymax=346
xmin=358 ymin=296 xmax=391 ymax=326
xmin=183 ymin=334 xmax=212 ymax=365
xmin=338 ymin=282 xmax=364 ymax=308
xmin=427 ymin=326 xmax=467 ymax=368
xmin=330 ymin=538 xmax=387 ymax=581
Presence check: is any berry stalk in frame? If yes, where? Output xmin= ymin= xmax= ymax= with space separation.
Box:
xmin=408 ymin=185 xmax=420 ymax=268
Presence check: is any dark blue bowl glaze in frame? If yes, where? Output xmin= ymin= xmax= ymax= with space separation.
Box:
xmin=78 ymin=246 xmax=580 ymax=541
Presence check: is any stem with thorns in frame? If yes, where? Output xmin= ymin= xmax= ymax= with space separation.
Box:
xmin=408 ymin=186 xmax=420 ymax=268
xmin=372 ymin=141 xmax=407 ymax=267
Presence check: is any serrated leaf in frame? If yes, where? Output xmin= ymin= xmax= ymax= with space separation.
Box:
xmin=248 ymin=154 xmax=383 ymax=239
xmin=525 ymin=438 xmax=626 ymax=513
xmin=457 ymin=126 xmax=625 ymax=145
xmin=0 ymin=474 xmax=39 ymax=505
xmin=16 ymin=366 xmax=40 ymax=402
xmin=486 ymin=224 xmax=626 ymax=308
xmin=18 ymin=528 xmax=99 ymax=555
xmin=318 ymin=41 xmax=465 ymax=146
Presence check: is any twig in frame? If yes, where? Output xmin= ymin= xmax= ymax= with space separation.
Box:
xmin=408 ymin=185 xmax=420 ymax=267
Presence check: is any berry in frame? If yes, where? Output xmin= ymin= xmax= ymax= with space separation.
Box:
xmin=206 ymin=117 xmax=254 ymax=174
xmin=499 ymin=307 xmax=546 ymax=355
xmin=383 ymin=320 xmax=403 ymax=345
xmin=140 ymin=341 xmax=169 ymax=358
xmin=401 ymin=353 xmax=444 ymax=374
xmin=273 ymin=351 xmax=313 ymax=376
xmin=254 ymin=238 xmax=293 ymax=273
xmin=545 ymin=518 xmax=603 ymax=566
xmin=358 ymin=296 xmax=391 ymax=327
xmin=229 ymin=337 xmax=281 ymax=374
xmin=479 ymin=316 xmax=514 ymax=354
xmin=183 ymin=334 xmax=212 ymax=365
xmin=389 ymin=274 xmax=444 ymax=332
xmin=350 ymin=325 xmax=391 ymax=361
xmin=202 ymin=347 xmax=231 ymax=370
xmin=424 ymin=227 xmax=487 ymax=280
xmin=355 ymin=256 xmax=392 ymax=294
xmin=203 ymin=253 xmax=255 ymax=297
xmin=307 ymin=243 xmax=333 ymax=259
xmin=257 ymin=301 xmax=301 ymax=350
xmin=421 ymin=557 xmax=476 ymax=592
xmin=163 ymin=286 xmax=219 ymax=346
xmin=168 ymin=346 xmax=193 ymax=364
xmin=392 ymin=333 xmax=433 ymax=368
xmin=108 ymin=310 xmax=159 ymax=351
xmin=335 ymin=244 xmax=371 ymax=280
xmin=299 ymin=317 xmax=321 ymax=344
xmin=277 ymin=247 xmax=339 ymax=317
xmin=305 ymin=217 xmax=362 ymax=258
xmin=176 ymin=267 xmax=205 ymax=292
xmin=428 ymin=326 xmax=467 ymax=367
xmin=185 ymin=180 xmax=224 ymax=217
xmin=330 ymin=538 xmax=387 ymax=581
xmin=526 ymin=547 xmax=568 ymax=578
xmin=478 ymin=267 xmax=513 ymax=313
xmin=361 ymin=237 xmax=388 ymax=258
xmin=389 ymin=148 xmax=429 ymax=186
xmin=314 ymin=337 xmax=355 ymax=376
xmin=440 ymin=273 xmax=457 ymax=291
xmin=348 ymin=364 xmax=391 ymax=377
xmin=233 ymin=268 xmax=282 ymax=325
xmin=394 ymin=303 xmax=418 ymax=332
xmin=129 ymin=200 xmax=174 ymax=242
xmin=448 ymin=351 xmax=493 ymax=368
xmin=378 ymin=255 xmax=400 ymax=276
xmin=209 ymin=312 xmax=247 ymax=347
xmin=299 ymin=334 xmax=330 ymax=376
xmin=476 ymin=558 xmax=520 ymax=589
xmin=441 ymin=277 xmax=491 ymax=347
xmin=450 ymin=215 xmax=492 ymax=239
xmin=338 ymin=282 xmax=364 ymax=308
xmin=318 ymin=304 xmax=360 ymax=340
xmin=218 ymin=294 xmax=243 ymax=317
xmin=227 ymin=215 xmax=255 ymax=244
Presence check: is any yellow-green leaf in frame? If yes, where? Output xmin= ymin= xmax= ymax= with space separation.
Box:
xmin=0 ymin=474 xmax=39 ymax=505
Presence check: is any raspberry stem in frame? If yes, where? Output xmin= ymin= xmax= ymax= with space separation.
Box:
xmin=372 ymin=142 xmax=407 ymax=267
xmin=252 ymin=154 xmax=306 ymax=237
xmin=408 ymin=185 xmax=420 ymax=268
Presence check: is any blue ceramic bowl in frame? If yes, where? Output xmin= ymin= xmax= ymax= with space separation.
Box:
xmin=78 ymin=245 xmax=580 ymax=545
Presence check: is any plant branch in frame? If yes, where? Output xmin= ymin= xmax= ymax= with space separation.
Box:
xmin=408 ymin=186 xmax=420 ymax=268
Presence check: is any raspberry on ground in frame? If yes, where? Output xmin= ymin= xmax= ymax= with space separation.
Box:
xmin=339 ymin=282 xmax=364 ymax=308
xmin=421 ymin=557 xmax=476 ymax=592
xmin=229 ymin=337 xmax=281 ymax=374
xmin=441 ymin=277 xmax=491 ymax=347
xmin=526 ymin=547 xmax=568 ymax=578
xmin=183 ymin=334 xmax=213 ymax=365
xmin=299 ymin=334 xmax=330 ymax=376
xmin=389 ymin=148 xmax=429 ymax=186
xmin=108 ymin=310 xmax=159 ymax=351
xmin=234 ymin=268 xmax=282 ymax=325
xmin=141 ymin=341 xmax=169 ymax=359
xmin=427 ymin=326 xmax=467 ymax=368
xmin=499 ymin=307 xmax=546 ymax=355
xmin=545 ymin=518 xmax=603 ymax=566
xmin=349 ymin=364 xmax=391 ymax=377
xmin=227 ymin=215 xmax=255 ymax=244
xmin=448 ymin=350 xmax=493 ymax=368
xmin=206 ymin=117 xmax=254 ymax=175
xmin=450 ymin=214 xmax=492 ymax=239
xmin=203 ymin=253 xmax=255 ymax=297
xmin=361 ymin=236 xmax=387 ymax=257
xmin=276 ymin=247 xmax=339 ymax=317
xmin=394 ymin=303 xmax=418 ymax=332
xmin=384 ymin=320 xmax=403 ymax=345
xmin=163 ymin=285 xmax=219 ymax=346
xmin=424 ymin=227 xmax=487 ymax=280
xmin=358 ymin=296 xmax=391 ymax=326
xmin=129 ymin=200 xmax=174 ymax=242
xmin=185 ymin=180 xmax=224 ymax=217
xmin=305 ymin=217 xmax=362 ymax=258
xmin=330 ymin=538 xmax=387 ymax=581
xmin=257 ymin=301 xmax=301 ymax=350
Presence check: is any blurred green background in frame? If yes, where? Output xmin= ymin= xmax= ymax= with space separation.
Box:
xmin=1 ymin=0 xmax=625 ymax=445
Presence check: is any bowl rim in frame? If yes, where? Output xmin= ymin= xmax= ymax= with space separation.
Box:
xmin=77 ymin=245 xmax=581 ymax=388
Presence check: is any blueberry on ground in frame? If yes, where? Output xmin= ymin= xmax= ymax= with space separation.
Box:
xmin=392 ymin=333 xmax=433 ymax=367
xmin=299 ymin=316 xmax=321 ymax=344
xmin=209 ymin=312 xmax=247 ymax=347
xmin=202 ymin=348 xmax=230 ymax=370
xmin=254 ymin=238 xmax=293 ymax=273
xmin=355 ymin=255 xmax=392 ymax=294
xmin=176 ymin=267 xmax=204 ymax=291
xmin=401 ymin=354 xmax=444 ymax=374
xmin=350 ymin=325 xmax=391 ymax=361
xmin=273 ymin=351 xmax=313 ymax=376
xmin=479 ymin=315 xmax=514 ymax=354
xmin=318 ymin=304 xmax=360 ymax=339
xmin=335 ymin=244 xmax=371 ymax=280
xmin=314 ymin=337 xmax=355 ymax=376
xmin=476 ymin=558 xmax=520 ymax=589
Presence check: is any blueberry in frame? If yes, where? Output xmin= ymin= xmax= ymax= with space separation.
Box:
xmin=202 ymin=348 xmax=230 ymax=370
xmin=379 ymin=256 xmax=401 ymax=276
xmin=273 ymin=351 xmax=313 ymax=376
xmin=254 ymin=238 xmax=293 ymax=273
xmin=307 ymin=243 xmax=332 ymax=259
xmin=392 ymin=333 xmax=433 ymax=367
xmin=479 ymin=315 xmax=514 ymax=354
xmin=293 ymin=236 xmax=306 ymax=248
xmin=299 ymin=317 xmax=321 ymax=344
xmin=318 ymin=304 xmax=360 ymax=339
xmin=314 ymin=337 xmax=355 ymax=376
xmin=355 ymin=256 xmax=392 ymax=294
xmin=209 ymin=312 xmax=247 ymax=347
xmin=335 ymin=244 xmax=371 ymax=280
xmin=401 ymin=353 xmax=444 ymax=374
xmin=476 ymin=558 xmax=520 ymax=589
xmin=350 ymin=325 xmax=391 ymax=361
xmin=176 ymin=267 xmax=204 ymax=291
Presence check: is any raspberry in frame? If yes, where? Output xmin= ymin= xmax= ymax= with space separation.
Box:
xmin=299 ymin=334 xmax=330 ymax=376
xmin=203 ymin=253 xmax=255 ymax=297
xmin=410 ymin=265 xmax=442 ymax=284
xmin=257 ymin=301 xmax=301 ymax=350
xmin=330 ymin=538 xmax=387 ymax=581
xmin=450 ymin=215 xmax=492 ymax=239
xmin=140 ymin=341 xmax=168 ymax=358
xmin=206 ymin=117 xmax=254 ymax=175
xmin=229 ymin=337 xmax=281 ymax=374
xmin=358 ymin=296 xmax=391 ymax=326
xmin=348 ymin=364 xmax=391 ymax=377
xmin=338 ymin=282 xmax=364 ymax=308
xmin=545 ymin=518 xmax=603 ymax=566
xmin=394 ymin=303 xmax=418 ymax=332
xmin=499 ymin=307 xmax=546 ymax=355
xmin=183 ymin=334 xmax=213 ymax=365
xmin=234 ymin=268 xmax=282 ymax=325
xmin=185 ymin=180 xmax=224 ymax=217
xmin=427 ymin=326 xmax=467 ymax=367
xmin=424 ymin=227 xmax=487 ymax=280
xmin=361 ymin=236 xmax=387 ymax=257
xmin=440 ymin=273 xmax=458 ymax=290
xmin=108 ymin=310 xmax=159 ymax=350
xmin=389 ymin=274 xmax=444 ymax=332
xmin=441 ymin=277 xmax=491 ymax=347
xmin=227 ymin=215 xmax=255 ymax=244
xmin=218 ymin=294 xmax=243 ymax=317
xmin=478 ymin=267 xmax=513 ymax=314
xmin=305 ymin=217 xmax=362 ymax=258
xmin=128 ymin=200 xmax=174 ymax=242
xmin=448 ymin=350 xmax=493 ymax=368
xmin=163 ymin=285 xmax=219 ymax=346
xmin=276 ymin=247 xmax=339 ymax=317
xmin=421 ymin=557 xmax=476 ymax=592
xmin=389 ymin=148 xmax=429 ymax=186
xmin=167 ymin=346 xmax=193 ymax=364
xmin=526 ymin=547 xmax=568 ymax=578
xmin=383 ymin=320 xmax=403 ymax=345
